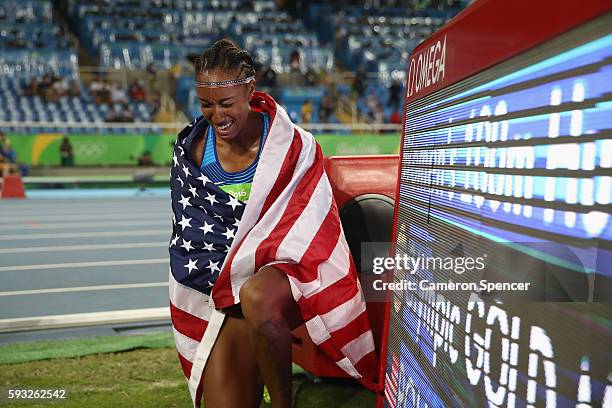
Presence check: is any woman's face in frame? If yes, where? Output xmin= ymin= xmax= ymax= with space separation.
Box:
xmin=195 ymin=69 xmax=254 ymax=142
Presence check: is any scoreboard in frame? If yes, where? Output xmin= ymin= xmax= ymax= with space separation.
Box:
xmin=381 ymin=1 xmax=611 ymax=407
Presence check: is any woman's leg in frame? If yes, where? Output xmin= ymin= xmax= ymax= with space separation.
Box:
xmin=202 ymin=306 xmax=264 ymax=408
xmin=239 ymin=266 xmax=303 ymax=408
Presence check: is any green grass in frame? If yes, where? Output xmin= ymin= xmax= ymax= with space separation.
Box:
xmin=0 ymin=336 xmax=376 ymax=407
xmin=0 ymin=332 xmax=175 ymax=365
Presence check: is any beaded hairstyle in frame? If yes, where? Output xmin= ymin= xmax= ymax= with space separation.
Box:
xmin=195 ymin=39 xmax=256 ymax=88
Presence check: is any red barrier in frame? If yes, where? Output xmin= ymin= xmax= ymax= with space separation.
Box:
xmin=291 ymin=155 xmax=399 ymax=378
xmin=0 ymin=175 xmax=26 ymax=199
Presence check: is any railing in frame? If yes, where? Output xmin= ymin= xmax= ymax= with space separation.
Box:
xmin=0 ymin=120 xmax=401 ymax=134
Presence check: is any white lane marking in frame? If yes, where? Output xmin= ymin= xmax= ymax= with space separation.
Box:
xmin=0 ymin=229 xmax=169 ymax=241
xmin=0 ymin=258 xmax=169 ymax=272
xmin=0 ymin=282 xmax=168 ymax=297
xmin=0 ymin=212 xmax=169 ymax=223
xmin=0 ymin=204 xmax=168 ymax=212
xmin=0 ymin=307 xmax=170 ymax=333
xmin=0 ymin=220 xmax=169 ymax=231
xmin=0 ymin=207 xmax=168 ymax=216
xmin=0 ymin=242 xmax=168 ymax=254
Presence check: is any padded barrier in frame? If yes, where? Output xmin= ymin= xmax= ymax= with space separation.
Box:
xmin=0 ymin=175 xmax=26 ymax=199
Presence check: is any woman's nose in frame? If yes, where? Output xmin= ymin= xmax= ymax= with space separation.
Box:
xmin=211 ymin=106 xmax=224 ymax=122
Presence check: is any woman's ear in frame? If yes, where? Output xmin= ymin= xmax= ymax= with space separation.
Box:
xmin=248 ymin=82 xmax=256 ymax=100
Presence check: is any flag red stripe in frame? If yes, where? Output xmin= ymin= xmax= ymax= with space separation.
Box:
xmin=254 ymin=143 xmax=324 ymax=268
xmin=170 ymin=302 xmax=208 ymax=341
xmin=313 ymin=311 xmax=371 ymax=365
xmin=329 ymin=310 xmax=372 ymax=350
xmin=355 ymin=351 xmax=379 ymax=383
xmin=258 ymin=128 xmax=303 ymax=221
xmin=297 ymin=271 xmax=360 ymax=321
xmin=177 ymin=352 xmax=193 ymax=379
xmin=277 ymin=199 xmax=342 ymax=286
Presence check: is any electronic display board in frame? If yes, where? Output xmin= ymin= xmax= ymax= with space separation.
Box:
xmin=381 ymin=5 xmax=611 ymax=408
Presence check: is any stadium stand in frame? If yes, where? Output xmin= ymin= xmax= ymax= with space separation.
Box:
xmin=0 ymin=0 xmax=466 ymax=135
xmin=0 ymin=0 xmax=159 ymax=134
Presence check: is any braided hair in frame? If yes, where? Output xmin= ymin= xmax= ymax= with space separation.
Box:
xmin=195 ymin=39 xmax=256 ymax=80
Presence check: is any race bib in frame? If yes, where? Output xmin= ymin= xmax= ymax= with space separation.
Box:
xmin=220 ymin=182 xmax=252 ymax=202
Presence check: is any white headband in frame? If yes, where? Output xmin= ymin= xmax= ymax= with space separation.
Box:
xmin=195 ymin=76 xmax=255 ymax=88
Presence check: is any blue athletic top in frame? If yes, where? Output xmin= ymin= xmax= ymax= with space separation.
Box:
xmin=200 ymin=112 xmax=269 ymax=202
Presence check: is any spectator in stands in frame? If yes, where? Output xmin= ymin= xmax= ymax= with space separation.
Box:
xmin=59 ymin=137 xmax=74 ymax=167
xmin=128 ymin=79 xmax=146 ymax=102
xmin=110 ymin=83 xmax=129 ymax=105
xmin=38 ymin=74 xmax=55 ymax=99
xmin=22 ymin=78 xmax=39 ymax=97
xmin=89 ymin=77 xmax=104 ymax=104
xmin=137 ymin=150 xmax=154 ymax=166
xmin=105 ymin=103 xmax=134 ymax=122
xmin=367 ymin=91 xmax=381 ymax=116
xmin=49 ymin=78 xmax=69 ymax=102
xmin=388 ymin=79 xmax=402 ymax=110
xmin=146 ymin=62 xmax=158 ymax=91
xmin=287 ymin=50 xmax=307 ymax=86
xmin=289 ymin=50 xmax=301 ymax=72
xmin=320 ymin=94 xmax=334 ymax=123
xmin=300 ymin=99 xmax=313 ymax=123
xmin=68 ymin=80 xmax=81 ymax=97
xmin=390 ymin=110 xmax=402 ymax=125
xmin=121 ymin=103 xmax=134 ymax=122
xmin=258 ymin=65 xmax=277 ymax=89
xmin=99 ymin=79 xmax=112 ymax=104
xmin=105 ymin=105 xmax=119 ymax=122
xmin=0 ymin=133 xmax=27 ymax=176
xmin=367 ymin=91 xmax=385 ymax=125
xmin=372 ymin=104 xmax=385 ymax=125
xmin=149 ymin=91 xmax=161 ymax=117
xmin=352 ymin=65 xmax=366 ymax=99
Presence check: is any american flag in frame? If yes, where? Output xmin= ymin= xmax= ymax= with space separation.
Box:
xmin=169 ymin=92 xmax=379 ymax=407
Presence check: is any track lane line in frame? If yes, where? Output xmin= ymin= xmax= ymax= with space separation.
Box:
xmin=0 ymin=307 xmax=171 ymax=333
xmin=0 ymin=282 xmax=168 ymax=297
xmin=0 ymin=258 xmax=169 ymax=272
xmin=0 ymin=229 xmax=169 ymax=240
xmin=0 ymin=242 xmax=168 ymax=254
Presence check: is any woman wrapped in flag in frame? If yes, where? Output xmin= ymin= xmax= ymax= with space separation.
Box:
xmin=169 ymin=39 xmax=378 ymax=407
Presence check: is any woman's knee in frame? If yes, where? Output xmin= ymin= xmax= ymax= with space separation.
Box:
xmin=239 ymin=267 xmax=290 ymax=329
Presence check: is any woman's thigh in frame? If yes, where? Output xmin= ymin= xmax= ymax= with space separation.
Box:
xmin=202 ymin=307 xmax=264 ymax=408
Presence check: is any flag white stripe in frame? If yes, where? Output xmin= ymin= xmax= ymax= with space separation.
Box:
xmin=341 ymin=330 xmax=375 ymax=366
xmin=304 ymin=315 xmax=331 ymax=345
xmin=288 ymin=236 xmax=350 ymax=299
xmin=336 ymin=357 xmax=361 ymax=378
xmin=174 ymin=327 xmax=199 ymax=362
xmin=188 ymin=309 xmax=225 ymax=406
xmin=276 ymin=172 xmax=330 ymax=263
xmin=169 ymin=270 xmax=212 ymax=322
xmin=320 ymin=289 xmax=367 ymax=333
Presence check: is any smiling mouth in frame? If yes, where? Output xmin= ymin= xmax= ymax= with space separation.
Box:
xmin=216 ymin=120 xmax=233 ymax=132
